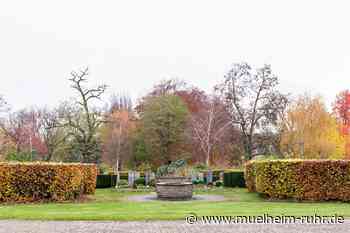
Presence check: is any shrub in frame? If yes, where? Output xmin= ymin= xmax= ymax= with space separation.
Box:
xmin=135 ymin=177 xmax=145 ymax=186
xmin=0 ymin=162 xmax=96 ymax=203
xmin=223 ymin=170 xmax=245 ymax=188
xmin=215 ymin=181 xmax=223 ymax=187
xmin=98 ymin=163 xmax=111 ymax=175
xmin=118 ymin=179 xmax=128 ymax=186
xmin=245 ymin=160 xmax=350 ymax=201
xmin=193 ymin=179 xmax=205 ymax=185
xmin=148 ymin=179 xmax=156 ymax=187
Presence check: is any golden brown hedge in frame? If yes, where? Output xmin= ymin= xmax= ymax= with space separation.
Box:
xmin=0 ymin=162 xmax=97 ymax=203
xmin=244 ymin=160 xmax=350 ymax=201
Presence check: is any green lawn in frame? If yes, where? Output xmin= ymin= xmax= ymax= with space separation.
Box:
xmin=0 ymin=188 xmax=349 ymax=221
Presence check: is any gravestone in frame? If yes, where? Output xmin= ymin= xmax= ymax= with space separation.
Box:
xmin=144 ymin=171 xmax=151 ymax=186
xmin=150 ymin=172 xmax=155 ymax=180
xmin=206 ymin=170 xmax=213 ymax=184
xmin=128 ymin=171 xmax=135 ymax=187
xmin=219 ymin=171 xmax=224 ymax=181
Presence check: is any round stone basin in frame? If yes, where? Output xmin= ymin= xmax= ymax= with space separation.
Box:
xmin=156 ymin=177 xmax=193 ymax=200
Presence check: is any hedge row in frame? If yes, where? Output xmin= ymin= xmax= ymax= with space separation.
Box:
xmin=245 ymin=160 xmax=350 ymax=201
xmin=0 ymin=162 xmax=97 ymax=203
xmin=244 ymin=162 xmax=257 ymax=192
xmin=223 ymin=170 xmax=246 ymax=187
xmin=96 ymin=175 xmax=118 ymax=188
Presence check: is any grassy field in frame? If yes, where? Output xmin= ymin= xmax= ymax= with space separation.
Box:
xmin=0 ymin=188 xmax=349 ymax=221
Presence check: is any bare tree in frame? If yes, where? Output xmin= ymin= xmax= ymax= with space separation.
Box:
xmin=190 ymin=95 xmax=232 ymax=166
xmin=38 ymin=107 xmax=68 ymax=161
xmin=217 ymin=62 xmax=289 ymax=159
xmin=62 ymin=67 xmax=107 ymax=163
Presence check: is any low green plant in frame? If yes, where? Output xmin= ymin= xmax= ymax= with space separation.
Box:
xmin=148 ymin=179 xmax=156 ymax=187
xmin=98 ymin=163 xmax=111 ymax=175
xmin=134 ymin=177 xmax=145 ymax=186
xmin=118 ymin=179 xmax=128 ymax=186
xmin=215 ymin=181 xmax=223 ymax=187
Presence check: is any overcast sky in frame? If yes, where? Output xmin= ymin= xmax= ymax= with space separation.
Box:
xmin=0 ymin=0 xmax=349 ymax=110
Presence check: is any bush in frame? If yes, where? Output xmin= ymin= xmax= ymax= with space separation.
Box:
xmin=215 ymin=181 xmax=223 ymax=187
xmin=148 ymin=179 xmax=156 ymax=187
xmin=223 ymin=170 xmax=245 ymax=188
xmin=0 ymin=162 xmax=96 ymax=203
xmin=192 ymin=179 xmax=205 ymax=185
xmin=98 ymin=163 xmax=111 ymax=175
xmin=118 ymin=179 xmax=128 ymax=186
xmin=245 ymin=160 xmax=350 ymax=201
xmin=135 ymin=177 xmax=145 ymax=186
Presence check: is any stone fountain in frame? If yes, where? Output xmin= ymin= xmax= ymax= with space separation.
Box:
xmin=155 ymin=159 xmax=193 ymax=200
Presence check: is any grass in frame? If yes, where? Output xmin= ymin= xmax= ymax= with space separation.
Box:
xmin=0 ymin=188 xmax=350 ymax=221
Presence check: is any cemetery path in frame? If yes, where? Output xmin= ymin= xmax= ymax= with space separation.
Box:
xmin=0 ymin=220 xmax=349 ymax=233
xmin=125 ymin=193 xmax=226 ymax=202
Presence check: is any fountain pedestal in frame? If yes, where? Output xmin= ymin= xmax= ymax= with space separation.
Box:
xmin=156 ymin=177 xmax=193 ymax=200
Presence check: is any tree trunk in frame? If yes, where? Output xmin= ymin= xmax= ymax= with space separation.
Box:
xmin=243 ymin=136 xmax=253 ymax=160
xmin=205 ymin=151 xmax=210 ymax=167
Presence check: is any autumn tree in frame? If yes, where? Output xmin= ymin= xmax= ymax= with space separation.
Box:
xmin=61 ymin=68 xmax=107 ymax=163
xmin=280 ymin=95 xmax=345 ymax=159
xmin=333 ymin=90 xmax=350 ymax=158
xmin=100 ymin=94 xmax=135 ymax=172
xmin=0 ymin=109 xmax=48 ymax=160
xmin=217 ymin=62 xmax=289 ymax=159
xmin=135 ymin=94 xmax=189 ymax=168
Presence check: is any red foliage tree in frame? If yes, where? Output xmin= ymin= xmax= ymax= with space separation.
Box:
xmin=333 ymin=90 xmax=350 ymax=158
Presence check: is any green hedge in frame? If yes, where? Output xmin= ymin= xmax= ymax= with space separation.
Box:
xmin=245 ymin=160 xmax=350 ymax=201
xmin=0 ymin=162 xmax=97 ymax=203
xmin=96 ymin=175 xmax=118 ymax=188
xmin=223 ymin=170 xmax=246 ymax=187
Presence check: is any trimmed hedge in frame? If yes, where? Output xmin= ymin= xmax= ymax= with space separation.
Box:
xmin=244 ymin=162 xmax=257 ymax=192
xmin=223 ymin=170 xmax=246 ymax=187
xmin=0 ymin=162 xmax=97 ymax=203
xmin=96 ymin=175 xmax=117 ymax=188
xmin=245 ymin=160 xmax=350 ymax=201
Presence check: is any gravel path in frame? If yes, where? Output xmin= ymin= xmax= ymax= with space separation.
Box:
xmin=0 ymin=220 xmax=349 ymax=233
xmin=126 ymin=194 xmax=226 ymax=202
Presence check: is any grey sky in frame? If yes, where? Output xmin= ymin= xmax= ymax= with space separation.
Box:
xmin=0 ymin=0 xmax=349 ymax=110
